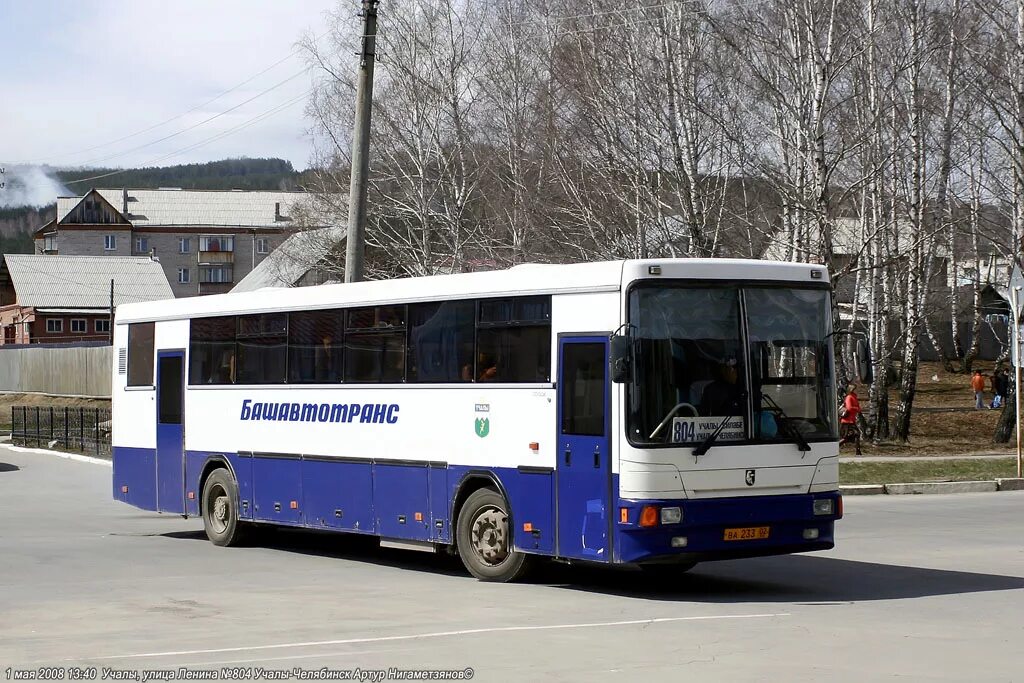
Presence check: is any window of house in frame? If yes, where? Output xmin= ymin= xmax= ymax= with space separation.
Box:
xmin=127 ymin=322 xmax=155 ymax=386
xmin=70 ymin=319 xmax=87 ymax=334
xmin=178 ymin=268 xmax=191 ymax=284
xmin=200 ymin=235 xmax=234 ymax=252
xmin=43 ymin=234 xmax=57 ymax=252
xmin=46 ymin=319 xmax=63 ymax=333
xmin=104 ymin=235 xmax=116 ymax=250
xmin=95 ymin=319 xmax=111 ymax=333
xmin=135 ymin=237 xmax=149 ymax=253
xmin=199 ymin=266 xmax=233 ymax=284
xmin=256 ymin=238 xmax=269 ymax=254
xmin=179 ymin=238 xmax=191 ymax=253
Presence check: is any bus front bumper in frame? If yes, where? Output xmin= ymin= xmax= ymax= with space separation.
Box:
xmin=614 ymin=492 xmax=842 ymax=565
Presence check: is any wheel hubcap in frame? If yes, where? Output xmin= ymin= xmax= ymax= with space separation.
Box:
xmin=208 ymin=486 xmax=229 ymax=534
xmin=471 ymin=506 xmax=508 ymax=566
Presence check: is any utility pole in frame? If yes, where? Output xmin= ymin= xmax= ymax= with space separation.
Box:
xmin=108 ymin=279 xmax=114 ymax=345
xmin=345 ymin=0 xmax=380 ymax=283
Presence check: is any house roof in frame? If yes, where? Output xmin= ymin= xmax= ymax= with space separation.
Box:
xmin=232 ymin=226 xmax=345 ymax=293
xmin=56 ymin=188 xmax=310 ymax=228
xmin=1 ymin=254 xmax=174 ymax=308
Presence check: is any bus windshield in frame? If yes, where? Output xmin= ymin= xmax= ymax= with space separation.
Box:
xmin=626 ymin=285 xmax=837 ymax=447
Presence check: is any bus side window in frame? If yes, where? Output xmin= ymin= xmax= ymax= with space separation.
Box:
xmin=189 ymin=316 xmax=237 ymax=385
xmin=289 ymin=310 xmax=344 ymax=383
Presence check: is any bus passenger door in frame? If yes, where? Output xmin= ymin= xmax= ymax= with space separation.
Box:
xmin=155 ymin=350 xmax=185 ymax=514
xmin=556 ymin=336 xmax=610 ymax=561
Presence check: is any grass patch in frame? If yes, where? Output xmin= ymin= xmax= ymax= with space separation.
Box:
xmin=841 ymin=458 xmax=1018 ymax=485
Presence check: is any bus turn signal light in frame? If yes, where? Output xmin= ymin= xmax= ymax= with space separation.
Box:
xmin=639 ymin=506 xmax=659 ymax=527
xmin=529 ymin=442 xmax=539 ymax=452
xmin=620 ymin=508 xmax=629 ymax=524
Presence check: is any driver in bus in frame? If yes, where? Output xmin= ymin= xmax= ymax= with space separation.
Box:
xmin=702 ymin=357 xmax=741 ymax=416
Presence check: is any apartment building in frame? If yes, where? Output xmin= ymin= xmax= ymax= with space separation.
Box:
xmin=34 ymin=188 xmax=313 ymax=297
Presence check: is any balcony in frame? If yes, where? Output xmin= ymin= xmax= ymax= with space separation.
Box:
xmin=198 ymin=250 xmax=235 ymax=265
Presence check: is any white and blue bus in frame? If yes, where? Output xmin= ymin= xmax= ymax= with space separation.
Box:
xmin=112 ymin=258 xmax=844 ymax=582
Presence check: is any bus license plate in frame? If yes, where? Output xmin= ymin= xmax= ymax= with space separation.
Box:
xmin=723 ymin=526 xmax=770 ymax=541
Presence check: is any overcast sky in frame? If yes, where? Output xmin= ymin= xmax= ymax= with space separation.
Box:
xmin=0 ymin=0 xmax=337 ymax=172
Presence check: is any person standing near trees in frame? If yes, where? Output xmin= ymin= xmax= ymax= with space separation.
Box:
xmin=839 ymin=384 xmax=862 ymax=455
xmin=971 ymin=370 xmax=986 ymax=410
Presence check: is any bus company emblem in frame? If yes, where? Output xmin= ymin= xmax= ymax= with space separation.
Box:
xmin=745 ymin=469 xmax=756 ymax=486
xmin=474 ymin=403 xmax=490 ymax=438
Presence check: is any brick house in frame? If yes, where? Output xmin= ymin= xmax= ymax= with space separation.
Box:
xmin=0 ymin=254 xmax=173 ymax=345
xmin=34 ymin=188 xmax=314 ymax=297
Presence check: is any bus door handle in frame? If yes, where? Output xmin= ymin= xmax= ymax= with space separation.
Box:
xmin=564 ymin=449 xmax=571 ymax=466
xmin=593 ymin=448 xmax=600 ymax=468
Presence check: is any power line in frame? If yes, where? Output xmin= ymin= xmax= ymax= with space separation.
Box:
xmin=67 ymin=68 xmax=311 ymax=168
xmin=9 ymin=32 xmax=327 ymax=166
xmin=63 ymin=89 xmax=312 ymax=187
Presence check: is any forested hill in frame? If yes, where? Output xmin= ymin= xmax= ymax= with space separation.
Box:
xmin=0 ymin=158 xmax=304 ymax=252
xmin=55 ymin=157 xmax=302 ymax=192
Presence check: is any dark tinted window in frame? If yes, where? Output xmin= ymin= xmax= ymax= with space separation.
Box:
xmin=236 ymin=313 xmax=288 ymax=384
xmin=560 ymin=343 xmax=605 ymax=436
xmin=127 ymin=322 xmax=155 ymax=387
xmin=189 ymin=316 xmax=236 ymax=384
xmin=345 ymin=306 xmax=406 ymax=383
xmin=476 ymin=326 xmax=551 ymax=382
xmin=347 ymin=305 xmax=405 ymax=330
xmin=479 ymin=296 xmax=550 ymax=324
xmin=158 ymin=355 xmax=183 ymax=424
xmin=407 ymin=301 xmax=474 ymax=382
xmin=475 ymin=295 xmax=551 ymax=382
xmin=288 ymin=310 xmax=344 ymax=383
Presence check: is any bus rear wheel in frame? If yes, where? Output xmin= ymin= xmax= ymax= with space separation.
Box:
xmin=201 ymin=468 xmax=246 ymax=547
xmin=456 ymin=488 xmax=530 ymax=582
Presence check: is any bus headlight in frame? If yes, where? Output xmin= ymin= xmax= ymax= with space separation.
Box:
xmin=813 ymin=499 xmax=834 ymax=516
xmin=660 ymin=507 xmax=682 ymax=524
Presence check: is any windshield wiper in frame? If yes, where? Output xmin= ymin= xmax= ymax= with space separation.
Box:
xmin=761 ymin=394 xmax=811 ymax=452
xmin=691 ymin=412 xmax=736 ymax=456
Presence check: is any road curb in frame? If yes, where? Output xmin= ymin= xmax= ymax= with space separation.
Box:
xmin=839 ymin=484 xmax=886 ymax=495
xmin=839 ymin=480 xmax=1024 ymax=496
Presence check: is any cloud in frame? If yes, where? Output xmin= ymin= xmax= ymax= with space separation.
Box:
xmin=0 ymin=1 xmax=337 ymax=169
xmin=0 ymin=166 xmax=70 ymax=208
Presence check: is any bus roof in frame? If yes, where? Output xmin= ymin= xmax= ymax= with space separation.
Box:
xmin=115 ymin=258 xmax=829 ymax=324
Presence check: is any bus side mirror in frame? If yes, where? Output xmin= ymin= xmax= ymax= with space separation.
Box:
xmin=610 ymin=335 xmax=632 ymax=384
xmin=855 ymin=338 xmax=873 ymax=385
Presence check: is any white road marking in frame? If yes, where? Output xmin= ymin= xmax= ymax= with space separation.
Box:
xmin=91 ymin=613 xmax=790 ymax=661
xmin=5 ymin=444 xmax=112 ymax=467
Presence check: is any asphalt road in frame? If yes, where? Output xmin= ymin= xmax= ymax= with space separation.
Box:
xmin=1 ymin=445 xmax=1023 ymax=682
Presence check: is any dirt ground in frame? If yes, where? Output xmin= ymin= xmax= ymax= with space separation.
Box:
xmin=849 ymin=361 xmax=1017 ymax=456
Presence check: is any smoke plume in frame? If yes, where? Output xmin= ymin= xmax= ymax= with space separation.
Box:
xmin=0 ymin=165 xmax=71 ymax=208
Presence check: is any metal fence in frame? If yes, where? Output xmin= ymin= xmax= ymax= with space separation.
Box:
xmin=10 ymin=406 xmax=112 ymax=457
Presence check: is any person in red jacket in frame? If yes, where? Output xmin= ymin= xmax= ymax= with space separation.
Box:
xmin=839 ymin=384 xmax=862 ymax=455
xmin=971 ymin=370 xmax=987 ymax=410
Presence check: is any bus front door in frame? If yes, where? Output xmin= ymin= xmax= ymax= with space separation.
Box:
xmin=155 ymin=350 xmax=185 ymax=514
xmin=556 ymin=336 xmax=610 ymax=561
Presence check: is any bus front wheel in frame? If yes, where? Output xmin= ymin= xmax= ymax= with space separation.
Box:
xmin=456 ymin=488 xmax=530 ymax=582
xmin=201 ymin=468 xmax=246 ymax=547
